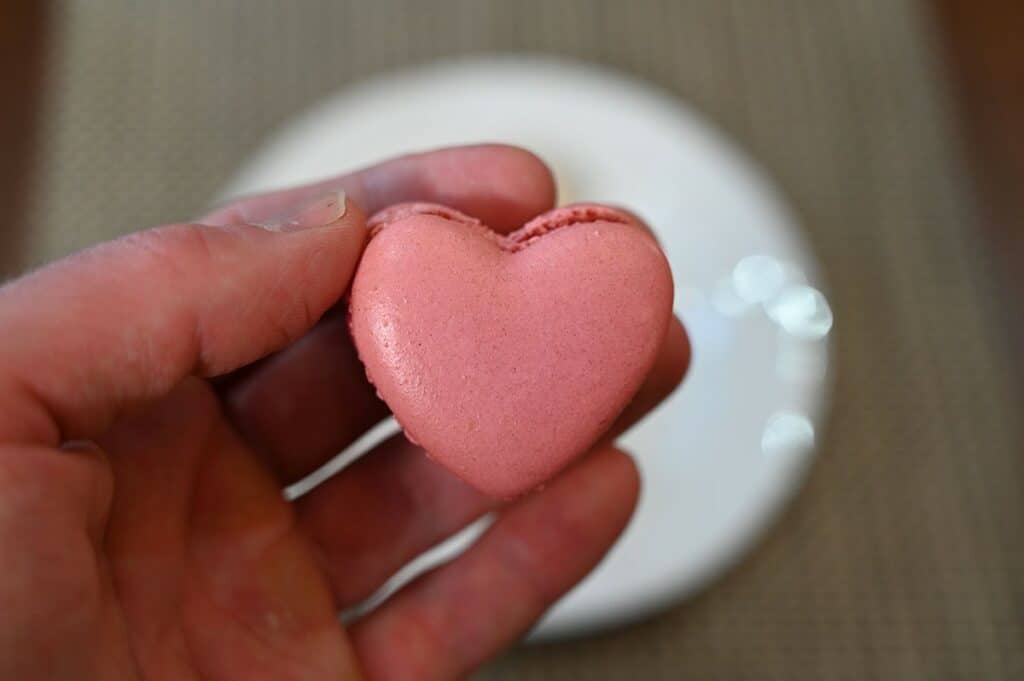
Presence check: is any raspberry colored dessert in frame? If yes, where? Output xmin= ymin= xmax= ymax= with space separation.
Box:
xmin=350 ymin=202 xmax=674 ymax=498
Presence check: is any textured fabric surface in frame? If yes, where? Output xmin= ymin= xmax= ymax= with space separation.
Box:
xmin=17 ymin=1 xmax=1024 ymax=678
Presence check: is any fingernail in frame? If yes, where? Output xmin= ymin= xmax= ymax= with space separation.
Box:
xmin=261 ymin=191 xmax=347 ymax=231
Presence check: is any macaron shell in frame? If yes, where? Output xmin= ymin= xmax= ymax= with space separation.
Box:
xmin=350 ymin=203 xmax=674 ymax=498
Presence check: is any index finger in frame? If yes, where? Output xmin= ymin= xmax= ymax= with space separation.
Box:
xmin=204 ymin=143 xmax=556 ymax=233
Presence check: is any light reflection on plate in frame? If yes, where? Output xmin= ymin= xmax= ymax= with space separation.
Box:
xmin=221 ymin=57 xmax=833 ymax=641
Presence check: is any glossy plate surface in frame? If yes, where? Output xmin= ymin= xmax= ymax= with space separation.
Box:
xmin=220 ymin=57 xmax=834 ymax=640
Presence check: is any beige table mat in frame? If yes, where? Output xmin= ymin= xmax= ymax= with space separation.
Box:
xmin=19 ymin=1 xmax=1024 ymax=678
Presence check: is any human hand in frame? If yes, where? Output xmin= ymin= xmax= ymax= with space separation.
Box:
xmin=0 ymin=145 xmax=689 ymax=680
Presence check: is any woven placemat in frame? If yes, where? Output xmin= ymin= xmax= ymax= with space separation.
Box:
xmin=22 ymin=1 xmax=1024 ymax=678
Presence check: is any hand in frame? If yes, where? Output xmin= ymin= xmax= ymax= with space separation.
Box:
xmin=0 ymin=145 xmax=689 ymax=680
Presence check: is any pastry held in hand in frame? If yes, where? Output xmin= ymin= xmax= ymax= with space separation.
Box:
xmin=350 ymin=202 xmax=674 ymax=498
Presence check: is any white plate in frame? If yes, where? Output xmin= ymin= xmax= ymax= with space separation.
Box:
xmin=219 ymin=56 xmax=833 ymax=641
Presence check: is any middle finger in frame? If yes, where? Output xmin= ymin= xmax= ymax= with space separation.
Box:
xmin=295 ymin=316 xmax=689 ymax=608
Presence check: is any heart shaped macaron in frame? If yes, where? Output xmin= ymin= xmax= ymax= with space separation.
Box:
xmin=349 ymin=202 xmax=674 ymax=498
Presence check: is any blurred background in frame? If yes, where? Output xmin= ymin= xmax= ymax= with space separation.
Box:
xmin=3 ymin=1 xmax=1023 ymax=678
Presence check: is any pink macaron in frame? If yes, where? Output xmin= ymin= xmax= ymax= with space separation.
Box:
xmin=349 ymin=202 xmax=674 ymax=498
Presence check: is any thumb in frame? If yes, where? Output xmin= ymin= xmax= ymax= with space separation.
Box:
xmin=0 ymin=192 xmax=365 ymax=445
